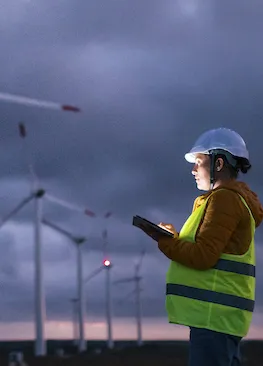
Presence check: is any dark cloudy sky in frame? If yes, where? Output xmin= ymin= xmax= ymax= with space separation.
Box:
xmin=0 ymin=0 xmax=263 ymax=340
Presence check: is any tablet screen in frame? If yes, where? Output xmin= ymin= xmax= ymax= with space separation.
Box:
xmin=133 ymin=215 xmax=174 ymax=238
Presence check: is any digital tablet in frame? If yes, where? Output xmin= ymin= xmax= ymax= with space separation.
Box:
xmin=132 ymin=215 xmax=174 ymax=238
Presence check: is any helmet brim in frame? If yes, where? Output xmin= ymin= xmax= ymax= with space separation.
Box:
xmin=184 ymin=153 xmax=196 ymax=163
xmin=184 ymin=150 xmax=209 ymax=163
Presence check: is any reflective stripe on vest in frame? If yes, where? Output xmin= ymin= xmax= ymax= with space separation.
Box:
xmin=166 ymin=283 xmax=255 ymax=312
xmin=213 ymin=258 xmax=255 ymax=277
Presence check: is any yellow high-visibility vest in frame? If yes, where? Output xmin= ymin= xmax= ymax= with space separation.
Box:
xmin=166 ymin=190 xmax=256 ymax=337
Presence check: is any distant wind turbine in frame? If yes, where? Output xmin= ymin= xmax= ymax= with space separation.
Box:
xmin=84 ymin=258 xmax=114 ymax=349
xmin=0 ymin=189 xmax=96 ymax=355
xmin=42 ymin=219 xmax=89 ymax=353
xmin=0 ymin=119 xmax=96 ymax=357
xmin=114 ymin=249 xmax=145 ymax=347
xmin=0 ymin=90 xmax=81 ymax=355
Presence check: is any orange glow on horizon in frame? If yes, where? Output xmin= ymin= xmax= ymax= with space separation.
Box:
xmin=0 ymin=316 xmax=262 ymax=341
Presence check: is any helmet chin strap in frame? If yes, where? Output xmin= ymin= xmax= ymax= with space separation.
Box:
xmin=210 ymin=152 xmax=216 ymax=190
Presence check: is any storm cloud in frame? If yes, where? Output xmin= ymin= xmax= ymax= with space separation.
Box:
xmin=0 ymin=0 xmax=263 ymax=334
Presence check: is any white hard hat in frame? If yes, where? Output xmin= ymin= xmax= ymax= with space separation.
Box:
xmin=185 ymin=128 xmax=249 ymax=163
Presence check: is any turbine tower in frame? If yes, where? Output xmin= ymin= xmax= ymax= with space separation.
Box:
xmin=42 ymin=219 xmax=89 ymax=352
xmin=114 ymin=249 xmax=145 ymax=346
xmin=84 ymin=258 xmax=114 ymax=349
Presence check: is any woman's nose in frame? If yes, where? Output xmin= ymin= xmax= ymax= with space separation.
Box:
xmin=192 ymin=164 xmax=197 ymax=175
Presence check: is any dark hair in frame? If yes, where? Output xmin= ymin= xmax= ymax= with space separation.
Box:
xmin=212 ymin=153 xmax=251 ymax=179
xmin=236 ymin=157 xmax=251 ymax=174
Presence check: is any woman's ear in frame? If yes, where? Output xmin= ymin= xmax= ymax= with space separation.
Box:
xmin=216 ymin=158 xmax=224 ymax=172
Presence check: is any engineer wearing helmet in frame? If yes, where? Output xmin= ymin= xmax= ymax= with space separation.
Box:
xmin=154 ymin=128 xmax=263 ymax=366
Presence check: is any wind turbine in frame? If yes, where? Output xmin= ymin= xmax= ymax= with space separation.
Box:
xmin=84 ymin=258 xmax=114 ymax=349
xmin=0 ymin=187 xmax=95 ymax=356
xmin=0 ymin=90 xmax=81 ymax=355
xmin=82 ymin=210 xmax=114 ymax=349
xmin=41 ymin=214 xmax=114 ymax=351
xmin=101 ymin=213 xmax=114 ymax=349
xmin=0 ymin=188 xmax=47 ymax=355
xmin=114 ymin=249 xmax=145 ymax=347
xmin=41 ymin=218 xmax=89 ymax=353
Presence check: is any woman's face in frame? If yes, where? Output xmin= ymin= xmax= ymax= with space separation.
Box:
xmin=191 ymin=153 xmax=211 ymax=191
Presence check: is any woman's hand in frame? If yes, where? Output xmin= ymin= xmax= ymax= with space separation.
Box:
xmin=138 ymin=222 xmax=178 ymax=242
xmin=158 ymin=223 xmax=178 ymax=238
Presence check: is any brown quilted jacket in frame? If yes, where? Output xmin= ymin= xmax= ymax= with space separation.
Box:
xmin=158 ymin=180 xmax=263 ymax=270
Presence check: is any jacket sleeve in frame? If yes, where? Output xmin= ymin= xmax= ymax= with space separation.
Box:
xmin=158 ymin=190 xmax=243 ymax=270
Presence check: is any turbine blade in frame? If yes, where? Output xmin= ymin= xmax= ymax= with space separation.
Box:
xmin=137 ymin=248 xmax=146 ymax=271
xmin=17 ymin=122 xmax=40 ymax=192
xmin=42 ymin=218 xmax=74 ymax=239
xmin=0 ymin=92 xmax=80 ymax=112
xmin=0 ymin=193 xmax=35 ymax=228
xmin=45 ymin=194 xmax=96 ymax=217
xmin=84 ymin=266 xmax=104 ymax=283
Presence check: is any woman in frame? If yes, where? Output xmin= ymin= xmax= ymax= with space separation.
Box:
xmin=155 ymin=128 xmax=263 ymax=366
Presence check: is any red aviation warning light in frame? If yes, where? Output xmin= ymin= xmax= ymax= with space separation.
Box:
xmin=103 ymin=259 xmax=111 ymax=267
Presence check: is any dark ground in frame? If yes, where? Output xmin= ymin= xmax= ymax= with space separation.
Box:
xmin=0 ymin=340 xmax=262 ymax=366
